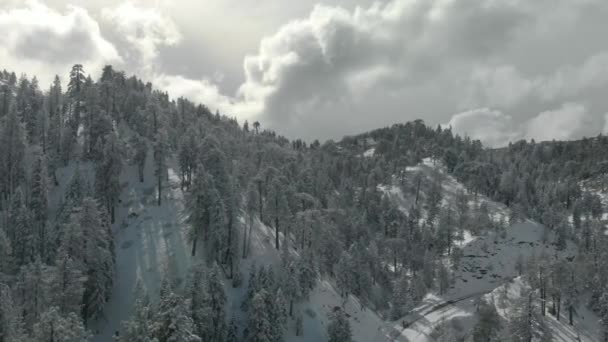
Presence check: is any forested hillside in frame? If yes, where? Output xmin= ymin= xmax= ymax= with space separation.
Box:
xmin=0 ymin=65 xmax=607 ymax=342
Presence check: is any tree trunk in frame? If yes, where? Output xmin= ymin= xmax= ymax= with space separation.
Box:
xmin=275 ymin=215 xmax=280 ymax=250
xmin=569 ymin=306 xmax=573 ymax=325
xmin=556 ymin=294 xmax=561 ymax=321
xmin=415 ymin=177 xmax=421 ymax=204
xmin=191 ymin=237 xmax=197 ymax=257
xmin=242 ymin=215 xmax=248 ymax=259
xmin=157 ymin=174 xmax=162 ymax=206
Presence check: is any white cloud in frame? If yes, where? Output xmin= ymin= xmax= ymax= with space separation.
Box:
xmin=3 ymin=0 xmax=608 ymax=143
xmin=152 ymin=74 xmax=262 ymax=119
xmin=525 ymin=103 xmax=589 ymax=142
xmin=0 ymin=0 xmax=121 ymax=85
xmin=101 ymin=2 xmax=181 ymax=73
xmin=445 ymin=108 xmax=518 ymax=148
xmin=448 ymin=103 xmax=593 ymax=147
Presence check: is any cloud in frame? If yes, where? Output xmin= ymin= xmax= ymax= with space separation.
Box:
xmin=524 ymin=103 xmax=589 ymax=142
xmin=445 ymin=108 xmax=518 ymax=148
xmin=3 ymin=0 xmax=608 ymax=143
xmin=0 ymin=0 xmax=121 ymax=85
xmin=152 ymin=74 xmax=262 ymax=119
xmin=236 ymin=0 xmax=530 ymax=128
xmin=219 ymin=0 xmax=608 ymax=140
xmin=101 ymin=2 xmax=181 ymax=73
xmin=448 ymin=103 xmax=594 ymax=147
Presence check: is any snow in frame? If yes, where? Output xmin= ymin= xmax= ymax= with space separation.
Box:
xmin=363 ymin=148 xmax=376 ymax=157
xmin=87 ymin=152 xmax=602 ymax=342
xmin=486 ymin=278 xmax=601 ymax=342
xmin=90 ymin=153 xmax=193 ymax=341
xmin=376 ymin=158 xmax=601 ymax=342
xmin=390 ymin=218 xmax=596 ymax=342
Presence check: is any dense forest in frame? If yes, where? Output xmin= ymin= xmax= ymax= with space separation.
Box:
xmin=0 ymin=65 xmax=607 ymax=342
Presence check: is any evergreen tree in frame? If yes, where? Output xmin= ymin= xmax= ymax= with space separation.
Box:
xmin=154 ymin=130 xmax=168 ymax=206
xmin=472 ymin=299 xmax=501 ymax=342
xmin=0 ymin=284 xmax=27 ymax=342
xmin=246 ymin=291 xmax=273 ymax=342
xmin=0 ymin=107 xmax=25 ymax=197
xmin=327 ymin=309 xmax=352 ymax=342
xmin=30 ymin=152 xmax=49 ymax=259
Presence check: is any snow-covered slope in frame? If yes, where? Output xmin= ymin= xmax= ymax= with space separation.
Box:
xmin=486 ymin=277 xmax=600 ymax=342
xmin=379 ymin=159 xmax=598 ymax=342
xmin=90 ymin=153 xmax=193 ymax=341
xmin=88 ymin=154 xmax=600 ymax=342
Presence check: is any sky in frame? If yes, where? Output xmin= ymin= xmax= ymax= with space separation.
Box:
xmin=2 ymin=0 xmax=608 ymax=146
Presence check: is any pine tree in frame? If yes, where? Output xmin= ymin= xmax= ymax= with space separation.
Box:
xmin=16 ymin=257 xmax=53 ymax=328
xmin=30 ymin=152 xmax=49 ymax=259
xmin=51 ymin=247 xmax=85 ymax=316
xmin=153 ymin=279 xmax=201 ymax=342
xmin=187 ymin=264 xmax=213 ymax=340
xmin=207 ymin=265 xmax=227 ymax=342
xmin=154 ymin=130 xmax=168 ymax=206
xmin=79 ymin=197 xmax=115 ymax=323
xmin=244 ymin=181 xmax=259 ymax=258
xmin=133 ymin=134 xmax=148 ymax=183
xmin=67 ymin=64 xmax=85 ymax=129
xmin=510 ymin=288 xmax=552 ymax=342
xmin=472 ymin=299 xmax=501 ymax=342
xmin=0 ymin=228 xmax=12 ymax=275
xmin=599 ymin=289 xmax=608 ymax=342
xmin=282 ymin=258 xmax=301 ymax=317
xmin=245 ymin=291 xmax=273 ymax=342
xmin=0 ymin=284 xmax=27 ymax=342
xmin=0 ymin=107 xmax=25 ymax=197
xmin=32 ymin=307 xmax=90 ymax=342
xmin=327 ymin=309 xmax=352 ymax=342
xmin=120 ymin=282 xmax=157 ymax=342
xmin=267 ymin=177 xmax=290 ymax=250
xmin=390 ymin=273 xmax=413 ymax=319
xmin=95 ymin=133 xmax=122 ymax=223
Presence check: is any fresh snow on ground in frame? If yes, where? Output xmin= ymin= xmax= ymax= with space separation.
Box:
xmin=486 ymin=277 xmax=600 ymax=342
xmin=88 ymin=154 xmax=601 ymax=342
xmin=379 ymin=158 xmax=598 ymax=342
xmin=90 ymin=153 xmax=193 ymax=341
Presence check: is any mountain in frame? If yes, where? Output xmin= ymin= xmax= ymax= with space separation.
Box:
xmin=0 ymin=66 xmax=607 ymax=342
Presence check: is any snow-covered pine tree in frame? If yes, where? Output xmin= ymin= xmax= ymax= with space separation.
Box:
xmin=0 ymin=228 xmax=12 ymax=275
xmin=327 ymin=308 xmax=353 ymax=342
xmin=120 ymin=281 xmax=157 ymax=342
xmin=153 ymin=278 xmax=201 ymax=342
xmin=51 ymin=247 xmax=85 ymax=316
xmin=207 ymin=265 xmax=227 ymax=341
xmin=226 ymin=317 xmax=239 ymax=342
xmin=153 ymin=129 xmax=168 ymax=206
xmin=95 ymin=132 xmax=122 ymax=223
xmin=509 ymin=287 xmax=552 ymax=342
xmin=472 ymin=298 xmax=501 ymax=342
xmin=0 ymin=284 xmax=27 ymax=342
xmin=32 ymin=307 xmax=90 ymax=342
xmin=30 ymin=151 xmax=49 ymax=260
xmin=16 ymin=257 xmax=53 ymax=328
xmin=390 ymin=273 xmax=413 ymax=319
xmin=79 ymin=197 xmax=114 ymax=323
xmin=245 ymin=291 xmax=273 ymax=342
xmin=133 ymin=134 xmax=148 ymax=183
xmin=0 ymin=106 xmax=25 ymax=197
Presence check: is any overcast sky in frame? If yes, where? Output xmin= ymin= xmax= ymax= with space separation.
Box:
xmin=2 ymin=0 xmax=608 ymax=145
